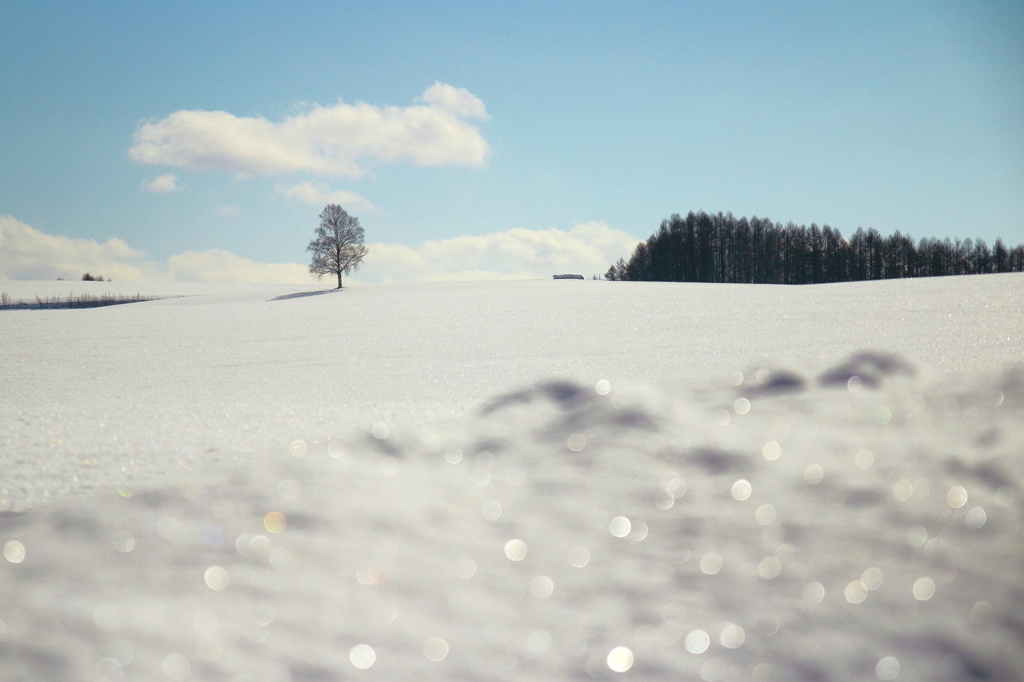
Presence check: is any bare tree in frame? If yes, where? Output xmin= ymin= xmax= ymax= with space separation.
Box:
xmin=307 ymin=204 xmax=369 ymax=288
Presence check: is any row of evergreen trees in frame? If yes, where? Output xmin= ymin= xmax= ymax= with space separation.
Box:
xmin=605 ymin=212 xmax=1024 ymax=284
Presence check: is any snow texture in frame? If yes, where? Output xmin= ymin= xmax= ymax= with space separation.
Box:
xmin=1 ymin=275 xmax=1023 ymax=681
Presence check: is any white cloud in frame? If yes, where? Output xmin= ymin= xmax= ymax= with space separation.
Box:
xmin=0 ymin=215 xmax=154 ymax=281
xmin=419 ymin=82 xmax=490 ymax=119
xmin=357 ymin=222 xmax=641 ymax=283
xmin=0 ymin=216 xmax=310 ymax=284
xmin=166 ymin=249 xmax=309 ymax=283
xmin=215 ymin=205 xmax=243 ymax=216
xmin=1 ymin=216 xmax=640 ymax=286
xmin=281 ymin=181 xmax=376 ymax=211
xmin=144 ymin=174 xmax=181 ymax=192
xmin=129 ymin=83 xmax=490 ymax=178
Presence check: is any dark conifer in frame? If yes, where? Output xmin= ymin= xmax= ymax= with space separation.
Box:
xmin=610 ymin=211 xmax=1024 ymax=284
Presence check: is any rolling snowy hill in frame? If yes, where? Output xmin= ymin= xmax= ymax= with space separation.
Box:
xmin=1 ymin=275 xmax=1022 ymax=681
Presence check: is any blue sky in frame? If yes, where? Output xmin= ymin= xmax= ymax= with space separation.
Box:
xmin=1 ymin=1 xmax=1021 ymax=282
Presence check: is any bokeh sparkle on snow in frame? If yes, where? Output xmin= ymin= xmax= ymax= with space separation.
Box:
xmin=0 ymin=355 xmax=1022 ymax=680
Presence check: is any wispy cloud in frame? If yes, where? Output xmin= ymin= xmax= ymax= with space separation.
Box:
xmin=129 ymin=83 xmax=490 ymax=178
xmin=1 ymin=216 xmax=638 ymax=285
xmin=281 ymin=182 xmax=375 ymax=211
xmin=215 ymin=205 xmax=243 ymax=216
xmin=143 ymin=174 xmax=182 ymax=192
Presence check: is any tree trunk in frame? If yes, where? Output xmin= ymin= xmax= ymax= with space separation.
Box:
xmin=337 ymin=271 xmax=343 ymax=289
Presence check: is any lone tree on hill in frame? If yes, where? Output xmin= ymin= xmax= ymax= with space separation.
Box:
xmin=307 ymin=204 xmax=369 ymax=288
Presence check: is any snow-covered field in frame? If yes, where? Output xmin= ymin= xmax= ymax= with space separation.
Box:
xmin=1 ymin=275 xmax=1022 ymax=681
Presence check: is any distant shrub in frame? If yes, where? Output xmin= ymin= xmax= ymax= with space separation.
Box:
xmin=82 ymin=273 xmax=106 ymax=281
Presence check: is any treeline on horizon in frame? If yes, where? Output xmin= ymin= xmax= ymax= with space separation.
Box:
xmin=605 ymin=211 xmax=1024 ymax=284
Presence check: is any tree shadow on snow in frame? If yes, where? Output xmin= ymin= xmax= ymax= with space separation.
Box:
xmin=269 ymin=289 xmax=342 ymax=301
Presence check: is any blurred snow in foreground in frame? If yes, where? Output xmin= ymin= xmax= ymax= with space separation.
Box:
xmin=1 ymin=358 xmax=1022 ymax=681
xmin=1 ymin=277 xmax=1022 ymax=681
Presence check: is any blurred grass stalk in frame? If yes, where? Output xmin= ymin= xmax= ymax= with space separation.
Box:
xmin=0 ymin=291 xmax=157 ymax=310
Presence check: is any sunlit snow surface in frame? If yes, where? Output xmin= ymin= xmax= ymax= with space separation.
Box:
xmin=1 ymin=277 xmax=1023 ymax=681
